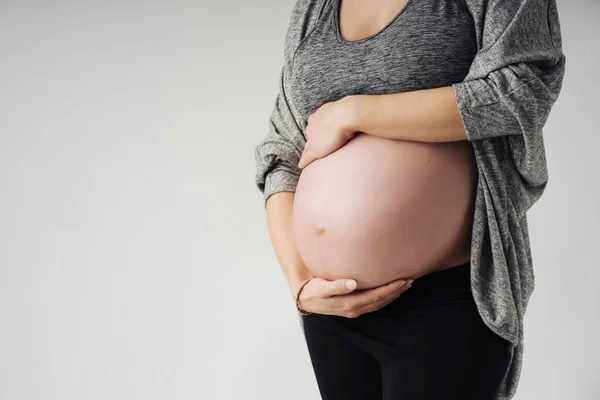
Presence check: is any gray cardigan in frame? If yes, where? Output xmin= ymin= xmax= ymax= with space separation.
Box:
xmin=253 ymin=1 xmax=567 ymax=398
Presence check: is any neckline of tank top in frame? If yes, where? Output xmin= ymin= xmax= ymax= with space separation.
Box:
xmin=333 ymin=0 xmax=414 ymax=45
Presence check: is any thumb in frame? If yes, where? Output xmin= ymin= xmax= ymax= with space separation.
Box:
xmin=326 ymin=278 xmax=357 ymax=296
xmin=298 ymin=148 xmax=309 ymax=168
xmin=298 ymin=154 xmax=305 ymax=169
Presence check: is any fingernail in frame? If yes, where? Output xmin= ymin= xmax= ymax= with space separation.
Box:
xmin=346 ymin=280 xmax=357 ymax=290
xmin=406 ymin=279 xmax=414 ymax=288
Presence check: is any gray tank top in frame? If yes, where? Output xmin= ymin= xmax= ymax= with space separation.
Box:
xmin=288 ymin=0 xmax=477 ymax=132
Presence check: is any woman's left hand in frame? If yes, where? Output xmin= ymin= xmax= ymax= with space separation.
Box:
xmin=298 ymin=96 xmax=359 ymax=169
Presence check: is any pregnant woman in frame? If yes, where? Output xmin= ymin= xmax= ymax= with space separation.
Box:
xmin=253 ymin=0 xmax=566 ymax=399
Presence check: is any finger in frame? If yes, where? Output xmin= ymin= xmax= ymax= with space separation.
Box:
xmin=299 ymin=148 xmax=313 ymax=168
xmin=387 ymin=277 xmax=413 ymax=294
xmin=367 ymin=278 xmax=409 ymax=299
xmin=298 ymin=153 xmax=305 ymax=168
xmin=342 ymin=278 xmax=409 ymax=310
xmin=377 ymin=278 xmax=413 ymax=303
xmin=357 ymin=279 xmax=415 ymax=315
xmin=320 ymin=278 xmax=358 ymax=297
xmin=360 ymin=287 xmax=405 ymax=314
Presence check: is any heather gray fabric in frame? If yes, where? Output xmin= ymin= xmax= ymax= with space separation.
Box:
xmin=253 ymin=0 xmax=566 ymax=398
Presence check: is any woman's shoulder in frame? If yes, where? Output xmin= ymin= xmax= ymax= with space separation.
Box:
xmin=283 ymin=0 xmax=330 ymax=60
xmin=288 ymin=0 xmax=329 ymax=28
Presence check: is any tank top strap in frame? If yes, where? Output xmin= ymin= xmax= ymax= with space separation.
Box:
xmin=291 ymin=0 xmax=338 ymax=67
xmin=306 ymin=0 xmax=335 ymax=35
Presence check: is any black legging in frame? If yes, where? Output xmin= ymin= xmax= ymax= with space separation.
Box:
xmin=300 ymin=262 xmax=510 ymax=400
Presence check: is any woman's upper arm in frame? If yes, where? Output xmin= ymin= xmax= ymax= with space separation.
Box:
xmin=451 ymin=0 xmax=567 ymax=142
xmin=254 ymin=0 xmax=327 ymax=207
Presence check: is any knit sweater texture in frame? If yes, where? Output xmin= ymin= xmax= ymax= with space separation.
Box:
xmin=253 ymin=1 xmax=567 ymax=398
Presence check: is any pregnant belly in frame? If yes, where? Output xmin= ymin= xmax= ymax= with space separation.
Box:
xmin=292 ymin=133 xmax=478 ymax=289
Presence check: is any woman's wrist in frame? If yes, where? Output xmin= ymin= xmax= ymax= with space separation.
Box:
xmin=294 ymin=278 xmax=313 ymax=315
xmin=341 ymin=94 xmax=369 ymax=136
xmin=289 ymin=273 xmax=314 ymax=299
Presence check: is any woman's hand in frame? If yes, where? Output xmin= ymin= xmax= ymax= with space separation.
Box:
xmin=296 ymin=276 xmax=414 ymax=318
xmin=298 ymin=96 xmax=359 ymax=169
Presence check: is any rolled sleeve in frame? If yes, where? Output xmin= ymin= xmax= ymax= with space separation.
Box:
xmin=262 ymin=162 xmax=301 ymax=204
xmin=452 ymin=0 xmax=567 ymax=142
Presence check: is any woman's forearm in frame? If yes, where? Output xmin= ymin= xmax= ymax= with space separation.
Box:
xmin=348 ymin=86 xmax=468 ymax=143
xmin=265 ymin=191 xmax=313 ymax=298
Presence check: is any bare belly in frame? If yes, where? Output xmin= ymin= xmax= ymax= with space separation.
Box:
xmin=292 ymin=133 xmax=478 ymax=289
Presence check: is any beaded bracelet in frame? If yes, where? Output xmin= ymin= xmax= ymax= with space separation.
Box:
xmin=295 ymin=278 xmax=313 ymax=316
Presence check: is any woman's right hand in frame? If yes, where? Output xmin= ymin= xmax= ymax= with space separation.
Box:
xmin=296 ymin=276 xmax=413 ymax=318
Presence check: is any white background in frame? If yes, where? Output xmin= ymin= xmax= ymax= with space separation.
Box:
xmin=0 ymin=1 xmax=598 ymax=399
